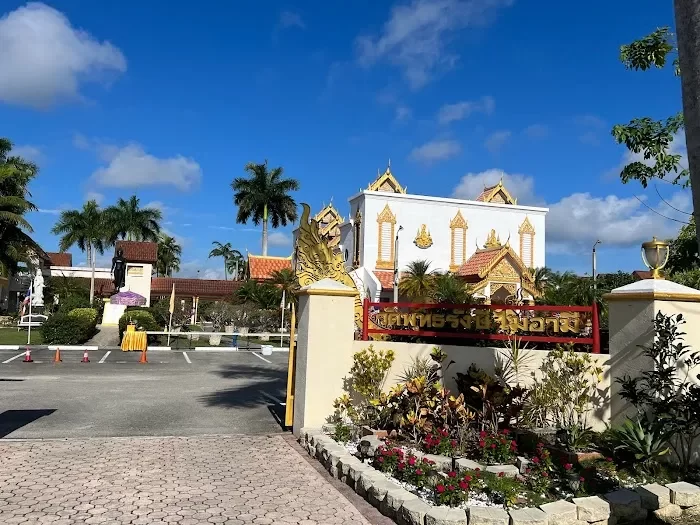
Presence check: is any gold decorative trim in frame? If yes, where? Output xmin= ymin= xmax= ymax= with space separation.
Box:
xmin=449 ymin=210 xmax=468 ymax=272
xmin=298 ymin=287 xmax=359 ymax=297
xmin=484 ymin=229 xmax=501 ymax=249
xmin=376 ymin=203 xmax=396 ymax=269
xmin=603 ymin=291 xmax=700 ymax=303
xmin=367 ymin=165 xmax=407 ymax=194
xmin=352 ymin=209 xmax=362 ymax=269
xmin=518 ymin=216 xmax=535 ymax=269
xmin=477 ymin=179 xmax=517 ymax=205
xmin=414 ymin=224 xmax=433 ymax=249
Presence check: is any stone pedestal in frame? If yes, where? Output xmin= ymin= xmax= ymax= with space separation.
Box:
xmin=102 ymin=303 xmax=126 ymax=326
xmin=292 ymin=278 xmax=357 ymax=436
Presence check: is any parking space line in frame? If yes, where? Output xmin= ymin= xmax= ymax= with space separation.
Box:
xmin=251 ymin=352 xmax=271 ymax=364
xmin=2 ymin=352 xmax=26 ymax=364
xmin=99 ymin=351 xmax=111 ymax=364
xmin=183 ymin=352 xmax=192 ymax=364
xmin=260 ymin=392 xmax=283 ymax=404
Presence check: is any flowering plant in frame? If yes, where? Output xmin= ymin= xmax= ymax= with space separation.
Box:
xmin=524 ymin=442 xmax=553 ymax=494
xmin=478 ymin=428 xmax=518 ymax=464
xmin=373 ymin=445 xmax=403 ymax=474
xmin=422 ymin=428 xmax=459 ymax=456
xmin=434 ymin=470 xmax=471 ymax=506
xmin=401 ymin=454 xmax=437 ymax=488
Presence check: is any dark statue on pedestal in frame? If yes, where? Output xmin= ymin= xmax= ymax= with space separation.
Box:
xmin=111 ymin=248 xmax=127 ymax=291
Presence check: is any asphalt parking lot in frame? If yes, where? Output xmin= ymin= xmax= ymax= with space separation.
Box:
xmin=0 ymin=347 xmax=290 ymax=439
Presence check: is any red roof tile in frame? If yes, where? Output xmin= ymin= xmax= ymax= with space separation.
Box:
xmin=456 ymin=247 xmax=502 ymax=281
xmin=115 ymin=241 xmax=158 ymax=264
xmin=46 ymin=252 xmax=72 ymax=267
xmin=248 ymin=255 xmax=292 ymax=280
xmin=151 ymin=277 xmax=242 ymax=298
xmin=475 ymin=186 xmax=497 ymax=202
xmin=374 ymin=270 xmax=397 ymax=291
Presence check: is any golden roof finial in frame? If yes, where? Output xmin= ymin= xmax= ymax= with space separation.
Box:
xmin=388 ymin=158 xmax=391 ymax=169
xmin=484 ymin=229 xmax=501 ymax=249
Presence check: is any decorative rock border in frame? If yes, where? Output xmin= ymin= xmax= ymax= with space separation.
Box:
xmin=298 ymin=429 xmax=700 ymax=525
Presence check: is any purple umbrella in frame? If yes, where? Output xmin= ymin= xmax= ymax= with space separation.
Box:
xmin=110 ymin=290 xmax=147 ymax=306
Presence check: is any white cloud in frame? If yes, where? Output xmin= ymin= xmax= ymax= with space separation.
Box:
xmin=355 ymin=0 xmax=512 ymax=89
xmin=268 ymin=231 xmax=292 ymax=247
xmin=438 ymin=96 xmax=494 ymax=124
xmin=11 ymin=144 xmax=43 ymax=162
xmin=278 ymin=10 xmax=305 ymax=29
xmin=484 ymin=130 xmax=511 ymax=153
xmin=0 ymin=3 xmax=126 ymax=108
xmin=395 ymin=105 xmax=412 ymax=121
xmin=90 ymin=144 xmax=202 ymax=191
xmin=37 ymin=208 xmax=62 ymax=214
xmin=452 ymin=169 xmax=541 ymax=205
xmin=523 ymin=124 xmax=548 ymax=139
xmin=84 ymin=191 xmax=104 ymax=204
xmin=451 ymin=168 xmax=693 ymax=254
xmin=176 ymin=260 xmax=225 ymax=280
xmin=409 ymin=139 xmax=461 ymax=162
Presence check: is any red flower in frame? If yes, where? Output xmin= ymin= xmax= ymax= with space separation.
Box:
xmin=377 ymin=457 xmax=384 ymax=463
xmin=464 ymin=475 xmax=472 ymax=482
xmin=479 ymin=430 xmax=487 ymax=438
xmin=459 ymin=480 xmax=469 ymax=490
xmin=479 ymin=440 xmax=486 ymax=448
xmin=450 ymin=439 xmax=457 ymax=447
xmin=525 ymin=468 xmax=531 ymax=474
xmin=436 ymin=484 xmax=445 ymax=493
xmin=398 ymin=462 xmax=405 ymax=471
xmin=490 ymin=443 xmax=497 ymax=449
xmin=564 ymin=463 xmax=573 ymax=471
xmin=448 ymin=485 xmax=455 ymax=491
xmin=532 ymin=457 xmax=540 ymax=464
xmin=502 ymin=428 xmax=510 ymax=435
xmin=475 ymin=468 xmax=481 ymax=472
xmin=498 ymin=472 xmax=505 ymax=478
xmin=537 ymin=442 xmax=544 ymax=449
xmin=415 ymin=469 xmax=423 ymax=476
xmin=448 ymin=471 xmax=457 ymax=478
xmin=579 ymin=476 xmax=585 ymax=482
xmin=606 ymin=457 xmax=613 ymax=462
xmin=408 ymin=457 xmax=416 ymax=466
xmin=542 ymin=471 xmax=549 ymax=478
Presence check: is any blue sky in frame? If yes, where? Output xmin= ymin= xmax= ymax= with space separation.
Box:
xmin=0 ymin=0 xmax=690 ymax=278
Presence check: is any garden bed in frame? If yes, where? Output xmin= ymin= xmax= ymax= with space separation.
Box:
xmin=299 ymin=428 xmax=700 ymax=525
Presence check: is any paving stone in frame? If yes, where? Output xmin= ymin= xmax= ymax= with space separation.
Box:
xmin=357 ymin=470 xmax=387 ymax=497
xmin=572 ymin=496 xmax=611 ymax=522
xmin=456 ymin=458 xmax=483 ymax=473
xmin=422 ymin=454 xmax=454 ymax=472
xmin=368 ymin=479 xmax=395 ymax=508
xmin=508 ymin=507 xmax=548 ymax=525
xmin=653 ymin=504 xmax=682 ymax=523
xmin=636 ymin=483 xmax=670 ymax=510
xmin=516 ymin=456 xmax=530 ymax=474
xmin=467 ymin=506 xmax=509 ymax=525
xmin=667 ymin=482 xmax=700 ymax=507
xmin=484 ymin=465 xmax=519 ymax=478
xmin=425 ymin=505 xmax=468 ymax=524
xmin=398 ymin=498 xmax=431 ymax=525
xmin=539 ymin=499 xmax=579 ymax=525
xmin=381 ymin=486 xmax=418 ymax=519
xmin=347 ymin=462 xmax=372 ymax=490
xmin=604 ymin=488 xmax=643 ymax=521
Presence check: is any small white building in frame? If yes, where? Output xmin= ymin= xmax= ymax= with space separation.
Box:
xmin=311 ymin=165 xmax=548 ymax=304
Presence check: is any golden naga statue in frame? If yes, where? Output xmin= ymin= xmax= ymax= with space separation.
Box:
xmin=414 ymin=224 xmax=433 ymax=249
xmin=294 ymin=203 xmax=363 ymax=330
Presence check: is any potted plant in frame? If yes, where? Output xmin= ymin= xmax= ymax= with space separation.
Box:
xmin=548 ymin=423 xmax=601 ymax=464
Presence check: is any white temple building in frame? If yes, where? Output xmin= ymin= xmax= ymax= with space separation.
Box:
xmin=308 ymin=165 xmax=548 ymax=304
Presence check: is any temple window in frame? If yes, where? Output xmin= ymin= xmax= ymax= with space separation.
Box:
xmin=449 ymin=210 xmax=468 ymax=272
xmin=376 ymin=204 xmax=396 ymax=270
xmin=519 ymin=217 xmax=535 ymax=268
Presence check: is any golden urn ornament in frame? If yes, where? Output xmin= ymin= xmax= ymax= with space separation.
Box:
xmin=414 ymin=224 xmax=433 ymax=249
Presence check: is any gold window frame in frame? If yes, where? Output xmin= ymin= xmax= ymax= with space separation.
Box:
xmin=449 ymin=210 xmax=468 ymax=272
xmin=518 ymin=216 xmax=535 ymax=268
xmin=376 ymin=204 xmax=396 ymax=270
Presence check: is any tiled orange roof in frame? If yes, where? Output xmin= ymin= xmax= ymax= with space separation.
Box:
xmin=151 ymin=277 xmax=242 ymax=298
xmin=47 ymin=252 xmax=72 ymax=267
xmin=248 ymin=255 xmax=292 ymax=280
xmin=456 ymin=247 xmax=502 ymax=281
xmin=374 ymin=270 xmax=397 ymax=290
xmin=115 ymin=241 xmax=158 ymax=264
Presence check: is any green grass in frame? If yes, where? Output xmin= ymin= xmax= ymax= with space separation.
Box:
xmin=0 ymin=327 xmax=44 ymax=345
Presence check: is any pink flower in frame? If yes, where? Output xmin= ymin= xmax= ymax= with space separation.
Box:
xmin=532 ymin=457 xmax=540 ymax=464
xmin=579 ymin=476 xmax=585 ymax=482
xmin=377 ymin=457 xmax=384 ymax=463
xmin=606 ymin=457 xmax=613 ymax=462
xmin=436 ymin=484 xmax=445 ymax=493
xmin=564 ymin=463 xmax=573 ymax=471
xmin=542 ymin=471 xmax=549 ymax=478
xmin=448 ymin=471 xmax=457 ymax=478
xmin=416 ymin=469 xmax=423 ymax=476
xmin=408 ymin=457 xmax=416 ymax=466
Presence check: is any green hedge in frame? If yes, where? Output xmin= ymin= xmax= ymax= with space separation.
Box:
xmin=67 ymin=308 xmax=98 ymax=325
xmin=42 ymin=312 xmax=97 ymax=345
xmin=118 ymin=310 xmax=161 ymax=343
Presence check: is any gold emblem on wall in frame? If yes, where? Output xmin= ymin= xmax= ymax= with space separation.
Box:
xmin=414 ymin=224 xmax=433 ymax=249
xmin=294 ymin=203 xmax=362 ymax=330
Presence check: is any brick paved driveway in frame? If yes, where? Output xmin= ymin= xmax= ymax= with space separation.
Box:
xmin=0 ymin=435 xmax=373 ymax=525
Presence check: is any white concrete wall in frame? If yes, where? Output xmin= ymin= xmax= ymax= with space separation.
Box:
xmin=348 ymin=191 xmax=547 ymax=273
xmin=124 ymin=263 xmax=153 ymax=306
xmin=49 ymin=266 xmax=112 ymax=280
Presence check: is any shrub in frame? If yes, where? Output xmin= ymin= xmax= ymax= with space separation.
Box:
xmin=118 ymin=310 xmax=161 ymax=342
xmin=42 ymin=312 xmax=97 ymax=345
xmin=478 ymin=428 xmax=518 ymax=464
xmin=57 ymin=294 xmax=91 ymax=313
xmin=422 ymin=428 xmax=459 ymax=456
xmin=67 ymin=308 xmax=98 ymax=324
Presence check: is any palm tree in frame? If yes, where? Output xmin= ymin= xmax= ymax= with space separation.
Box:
xmin=52 ymin=200 xmax=109 ymax=302
xmin=232 ymin=160 xmax=299 ymax=255
xmin=156 ymin=234 xmax=182 ymax=277
xmin=269 ymin=268 xmax=299 ymax=306
xmin=209 ymin=241 xmax=234 ymax=280
xmin=225 ymin=249 xmax=245 ymax=280
xmin=432 ymin=273 xmax=472 ymax=304
xmin=530 ymin=267 xmax=554 ymax=295
xmin=105 ymin=195 xmax=162 ymax=242
xmin=0 ymin=139 xmax=40 ymax=273
xmin=399 ymin=260 xmax=436 ymax=302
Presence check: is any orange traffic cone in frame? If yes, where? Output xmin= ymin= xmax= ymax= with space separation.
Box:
xmin=23 ymin=347 xmax=33 ymax=363
xmin=138 ymin=349 xmax=148 ymax=364
xmin=81 ymin=348 xmax=90 ymax=363
xmin=53 ymin=348 xmax=62 ymax=363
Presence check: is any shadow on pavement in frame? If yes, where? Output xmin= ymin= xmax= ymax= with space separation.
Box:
xmin=199 ymin=364 xmax=287 ymax=410
xmin=0 ymin=379 xmax=24 ymax=382
xmin=0 ymin=409 xmax=56 ymax=438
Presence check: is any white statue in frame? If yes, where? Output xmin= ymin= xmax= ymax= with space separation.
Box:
xmin=31 ymin=268 xmax=44 ymax=307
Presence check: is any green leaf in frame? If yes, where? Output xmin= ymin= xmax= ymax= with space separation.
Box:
xmin=620 ymin=27 xmax=675 ymax=71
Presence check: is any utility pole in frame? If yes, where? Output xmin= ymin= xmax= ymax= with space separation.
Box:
xmin=592 ymin=240 xmax=601 ymax=291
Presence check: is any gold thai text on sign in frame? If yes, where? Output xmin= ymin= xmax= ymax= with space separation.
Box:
xmin=370 ymin=309 xmax=582 ymax=334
